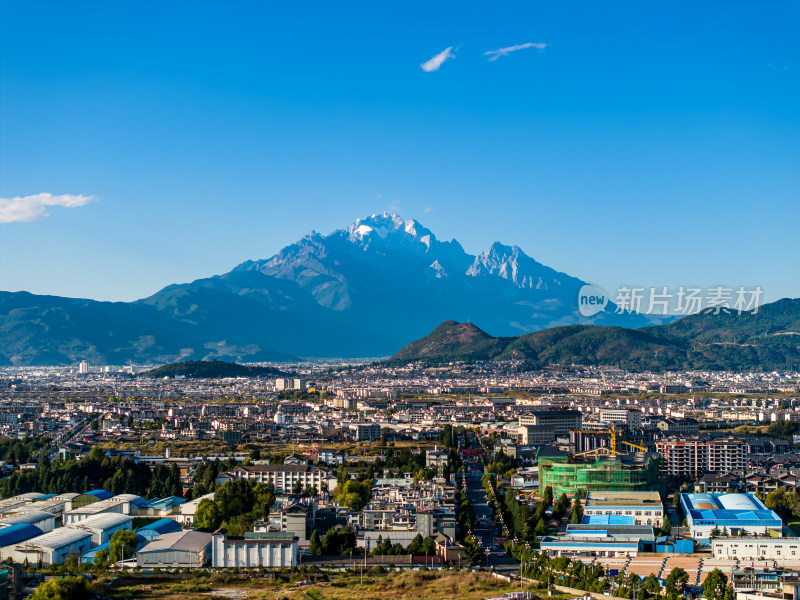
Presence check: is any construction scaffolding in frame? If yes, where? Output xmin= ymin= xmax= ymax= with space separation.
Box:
xmin=538 ymin=454 xmax=661 ymax=497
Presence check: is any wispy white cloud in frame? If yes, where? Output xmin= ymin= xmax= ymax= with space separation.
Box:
xmin=484 ymin=42 xmax=546 ymax=62
xmin=0 ymin=193 xmax=97 ymax=223
xmin=421 ymin=46 xmax=456 ymax=72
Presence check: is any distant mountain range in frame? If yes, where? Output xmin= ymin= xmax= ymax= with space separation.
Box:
xmin=388 ymin=297 xmax=800 ymax=371
xmin=0 ymin=212 xmax=680 ymax=366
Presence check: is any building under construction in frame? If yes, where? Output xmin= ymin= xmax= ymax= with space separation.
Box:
xmin=538 ymin=453 xmax=662 ymax=497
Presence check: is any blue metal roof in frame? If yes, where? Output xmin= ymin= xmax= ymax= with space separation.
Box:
xmin=583 ymin=514 xmax=636 ymax=525
xmin=684 ymin=493 xmax=782 ymax=527
xmin=81 ymin=534 xmax=147 ymax=563
xmin=83 ymin=489 xmax=113 ymax=500
xmin=0 ymin=523 xmax=43 ymax=546
xmin=34 ymin=494 xmax=58 ymax=501
xmin=136 ymin=518 xmax=181 ymax=541
xmin=145 ymin=496 xmax=185 ymax=509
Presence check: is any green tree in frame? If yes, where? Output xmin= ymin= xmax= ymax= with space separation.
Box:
xmin=109 ymin=530 xmax=139 ymax=564
xmin=420 ymin=536 xmax=436 ymax=556
xmin=570 ymin=504 xmax=582 ymax=524
xmin=666 ymin=567 xmax=689 ymax=600
xmin=310 ymin=530 xmax=321 ymax=555
xmin=30 ymin=576 xmax=91 ymax=600
xmin=704 ymin=569 xmax=728 ymax=600
xmin=642 ymin=573 xmax=661 ymax=599
xmin=92 ymin=548 xmax=109 ymax=572
xmin=195 ymin=498 xmax=223 ymax=530
xmin=660 ymin=513 xmax=673 ymax=535
xmin=541 ymin=486 xmax=554 ymax=508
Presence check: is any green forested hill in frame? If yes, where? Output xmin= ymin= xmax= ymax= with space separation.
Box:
xmin=387 ymin=298 xmax=800 ymax=371
xmin=141 ymin=359 xmax=289 ymax=379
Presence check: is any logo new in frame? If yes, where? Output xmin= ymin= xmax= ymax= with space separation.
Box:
xmin=578 ymin=284 xmax=609 ymax=317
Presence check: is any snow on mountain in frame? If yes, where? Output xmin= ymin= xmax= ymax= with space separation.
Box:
xmin=466 ymin=242 xmax=579 ymax=290
xmin=0 ymin=213 xmax=664 ymax=364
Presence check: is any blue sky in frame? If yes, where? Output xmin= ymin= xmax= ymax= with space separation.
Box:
xmin=1 ymin=1 xmax=798 ymax=302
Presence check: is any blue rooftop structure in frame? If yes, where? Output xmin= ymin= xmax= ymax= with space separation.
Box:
xmin=84 ymin=489 xmax=113 ymax=500
xmin=0 ymin=524 xmax=43 ymax=547
xmin=81 ymin=534 xmax=147 ymax=564
xmin=680 ymin=493 xmax=783 ymax=545
xmin=136 ymin=518 xmax=182 ymax=541
xmin=142 ymin=497 xmax=186 ymax=512
xmin=33 ymin=494 xmax=58 ymax=501
xmin=583 ymin=514 xmax=636 ymax=526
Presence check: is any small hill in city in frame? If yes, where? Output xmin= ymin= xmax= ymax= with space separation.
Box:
xmin=141 ymin=359 xmax=289 ymax=379
xmin=388 ymin=297 xmax=800 ymax=371
xmin=389 ymin=320 xmax=510 ymax=363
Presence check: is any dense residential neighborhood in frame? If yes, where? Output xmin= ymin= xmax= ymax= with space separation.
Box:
xmin=0 ymin=363 xmax=797 ymax=600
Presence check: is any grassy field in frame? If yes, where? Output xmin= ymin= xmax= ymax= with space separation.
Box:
xmin=104 ymin=570 xmax=556 ymax=600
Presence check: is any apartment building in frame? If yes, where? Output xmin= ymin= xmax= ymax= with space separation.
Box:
xmin=231 ymin=465 xmax=332 ymax=494
xmin=353 ymin=423 xmax=381 ymax=442
xmin=518 ymin=410 xmax=582 ymax=436
xmin=598 ymin=409 xmax=642 ymax=430
xmin=655 ymin=437 xmax=748 ymax=478
xmin=656 ymin=418 xmax=700 ymax=436
xmin=517 ymin=425 xmax=556 ymax=444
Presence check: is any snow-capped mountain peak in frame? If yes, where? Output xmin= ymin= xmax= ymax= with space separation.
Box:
xmin=467 ymin=241 xmax=575 ymax=290
xmin=345 ymin=213 xmax=436 ymax=245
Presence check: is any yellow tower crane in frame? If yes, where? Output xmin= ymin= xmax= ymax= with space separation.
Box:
xmin=569 ymin=423 xmax=646 ymax=457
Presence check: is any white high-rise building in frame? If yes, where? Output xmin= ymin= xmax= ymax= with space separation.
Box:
xmin=78 ymin=361 xmax=89 ymax=374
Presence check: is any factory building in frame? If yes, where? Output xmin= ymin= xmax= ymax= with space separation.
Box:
xmin=137 ymin=530 xmax=212 ymax=568
xmin=0 ymin=494 xmax=46 ymax=518
xmin=22 ymin=494 xmax=79 ymax=520
xmin=540 ymin=520 xmax=656 ymax=557
xmin=0 ymin=510 xmax=55 ymax=533
xmin=0 ymin=524 xmax=44 ymax=555
xmin=136 ymin=518 xmax=182 ymax=542
xmin=71 ymin=490 xmax=113 ymax=510
xmin=212 ymin=530 xmax=298 ymax=568
xmin=681 ymin=493 xmax=783 ymax=544
xmin=64 ymin=498 xmax=125 ymax=525
xmin=3 ymin=528 xmax=92 ymax=566
xmin=583 ymin=491 xmax=664 ymax=528
xmin=66 ymin=513 xmax=133 ymax=546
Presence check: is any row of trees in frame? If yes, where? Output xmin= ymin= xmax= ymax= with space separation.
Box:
xmin=307 ymin=528 xmax=438 ymax=557
xmin=513 ymin=550 xmax=701 ymax=600
xmin=309 ymin=526 xmax=357 ymax=555
xmin=0 ymin=436 xmax=48 ymax=466
xmin=0 ymin=447 xmax=182 ymax=499
xmin=366 ymin=533 xmax=436 ymax=556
